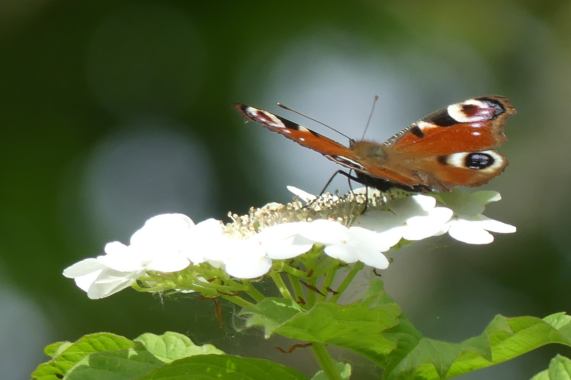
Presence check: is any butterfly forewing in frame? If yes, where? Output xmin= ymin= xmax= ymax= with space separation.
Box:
xmin=235 ymin=104 xmax=367 ymax=173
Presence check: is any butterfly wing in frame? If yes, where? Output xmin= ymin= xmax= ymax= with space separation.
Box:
xmin=378 ymin=96 xmax=516 ymax=190
xmin=235 ymin=104 xmax=368 ymax=173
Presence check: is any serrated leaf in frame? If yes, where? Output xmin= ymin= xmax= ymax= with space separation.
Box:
xmin=134 ymin=332 xmax=223 ymax=363
xmin=141 ymin=354 xmax=308 ymax=380
xmin=242 ymin=281 xmax=401 ymax=361
xmin=276 ymin=301 xmax=400 ymax=360
xmin=242 ymin=297 xmax=303 ymax=337
xmin=531 ymin=354 xmax=571 ymax=380
xmin=66 ymin=348 xmax=163 ymax=380
xmin=32 ymin=333 xmax=134 ymax=380
xmin=384 ymin=313 xmax=571 ymax=379
xmin=43 ymin=341 xmax=71 ymax=357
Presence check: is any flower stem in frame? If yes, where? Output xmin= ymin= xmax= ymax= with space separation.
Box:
xmin=322 ymin=263 xmax=339 ymax=299
xmin=312 ymin=343 xmax=341 ymax=380
xmin=287 ymin=272 xmax=304 ymax=304
xmin=220 ymin=294 xmax=257 ymax=311
xmin=245 ymin=283 xmax=265 ymax=302
xmin=282 ymin=263 xmax=310 ymax=279
xmin=330 ymin=262 xmax=364 ymax=303
xmin=271 ymin=272 xmax=293 ymax=300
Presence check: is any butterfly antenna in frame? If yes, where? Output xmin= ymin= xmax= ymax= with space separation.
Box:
xmin=361 ymin=95 xmax=379 ymax=140
xmin=277 ymin=102 xmax=354 ymax=143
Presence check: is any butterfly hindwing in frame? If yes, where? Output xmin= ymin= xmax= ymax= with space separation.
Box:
xmin=377 ymin=96 xmax=516 ymax=190
xmin=387 ymin=96 xmax=515 ymax=155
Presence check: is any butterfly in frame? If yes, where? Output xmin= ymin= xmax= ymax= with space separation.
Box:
xmin=234 ymin=96 xmax=516 ymax=192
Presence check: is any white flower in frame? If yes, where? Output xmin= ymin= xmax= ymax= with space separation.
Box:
xmin=439 ymin=191 xmax=517 ymax=244
xmin=257 ymin=222 xmax=314 ymax=260
xmin=323 ymin=226 xmax=390 ymax=269
xmin=354 ymin=192 xmax=453 ymax=242
xmin=288 ymin=186 xmax=516 ymax=246
xmin=257 ymin=219 xmax=392 ymax=269
xmin=64 ymin=186 xmax=517 ymax=299
xmin=185 ymin=218 xmax=226 ymax=265
xmin=271 ymin=219 xmax=391 ymax=269
xmin=62 ymin=258 xmax=140 ymax=300
xmin=216 ymin=237 xmax=273 ymax=279
xmin=63 ymin=213 xmax=195 ymax=299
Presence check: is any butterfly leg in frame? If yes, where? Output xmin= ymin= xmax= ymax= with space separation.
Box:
xmin=315 ymin=170 xmax=361 ymax=198
xmin=313 ymin=170 xmax=369 ymax=213
xmin=302 ymin=170 xmax=361 ymax=209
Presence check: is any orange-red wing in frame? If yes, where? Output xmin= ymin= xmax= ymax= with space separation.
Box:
xmin=235 ymin=104 xmax=366 ymax=173
xmin=386 ymin=96 xmax=516 ymax=156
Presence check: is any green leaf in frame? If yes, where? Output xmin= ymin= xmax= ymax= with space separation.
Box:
xmin=242 ymin=297 xmax=303 ymax=337
xmin=531 ymin=355 xmax=571 ymax=380
xmin=141 ymin=354 xmax=308 ymax=380
xmin=32 ymin=333 xmax=134 ymax=380
xmin=384 ymin=313 xmax=571 ymax=379
xmin=32 ymin=332 xmax=226 ymax=380
xmin=43 ymin=341 xmax=71 ymax=358
xmin=243 ymin=280 xmax=401 ymax=361
xmin=311 ymin=362 xmax=351 ymax=380
xmin=134 ymin=332 xmax=224 ymax=363
xmin=66 ymin=349 xmax=163 ymax=380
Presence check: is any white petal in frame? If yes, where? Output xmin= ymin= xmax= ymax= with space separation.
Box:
xmin=187 ymin=218 xmax=226 ymax=263
xmin=131 ymin=213 xmax=194 ymax=247
xmin=357 ymin=250 xmax=389 ymax=269
xmin=104 ymin=241 xmax=129 ymax=255
xmin=221 ymin=238 xmax=272 ymax=279
xmin=439 ymin=190 xmax=501 ymax=216
xmin=448 ymin=220 xmax=494 ymax=244
xmin=301 ymin=220 xmax=349 ymax=245
xmin=286 ymin=185 xmax=316 ymax=202
xmin=86 ymin=270 xmax=140 ymax=299
xmin=357 ymin=195 xmax=437 ymax=233
xmin=403 ymin=207 xmax=453 ymax=241
xmin=355 ymin=209 xmax=404 ymax=232
xmin=258 ymin=223 xmax=314 ymax=259
xmin=63 ymin=258 xmax=105 ymax=278
xmin=130 ymin=214 xmax=195 ymax=261
xmin=73 ymin=271 xmax=103 ymax=292
xmin=411 ymin=194 xmax=437 ymax=211
xmin=477 ymin=216 xmax=517 ymax=233
xmin=146 ymin=255 xmax=191 ymax=272
xmin=324 ymin=245 xmax=358 ymax=263
xmin=100 ymin=246 xmax=144 ymax=272
xmin=375 ymin=227 xmax=406 ymax=248
xmin=348 ymin=227 xmax=390 ymax=269
xmin=347 ymin=226 xmax=392 ymax=252
xmin=472 ymin=190 xmax=502 ymax=204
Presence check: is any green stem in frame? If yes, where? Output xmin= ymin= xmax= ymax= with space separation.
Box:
xmin=220 ymin=294 xmax=257 ymax=311
xmin=282 ymin=263 xmax=310 ymax=279
xmin=270 ymin=272 xmax=293 ymax=300
xmin=322 ymin=263 xmax=339 ymax=299
xmin=312 ymin=343 xmax=342 ymax=380
xmin=287 ymin=272 xmax=304 ymax=304
xmin=305 ymin=275 xmax=318 ymax=306
xmin=245 ymin=283 xmax=265 ymax=302
xmin=330 ymin=262 xmax=364 ymax=303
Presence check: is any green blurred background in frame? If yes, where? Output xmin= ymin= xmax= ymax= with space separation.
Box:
xmin=2 ymin=1 xmax=570 ymax=379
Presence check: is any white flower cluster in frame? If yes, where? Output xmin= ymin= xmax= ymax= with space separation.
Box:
xmin=63 ymin=187 xmax=515 ymax=299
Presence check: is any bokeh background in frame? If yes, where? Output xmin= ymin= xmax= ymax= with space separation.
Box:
xmin=2 ymin=1 xmax=570 ymax=379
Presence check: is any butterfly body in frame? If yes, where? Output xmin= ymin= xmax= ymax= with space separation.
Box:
xmin=235 ymin=96 xmax=516 ymax=192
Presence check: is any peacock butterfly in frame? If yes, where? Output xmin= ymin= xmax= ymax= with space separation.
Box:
xmin=234 ymin=96 xmax=516 ymax=192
